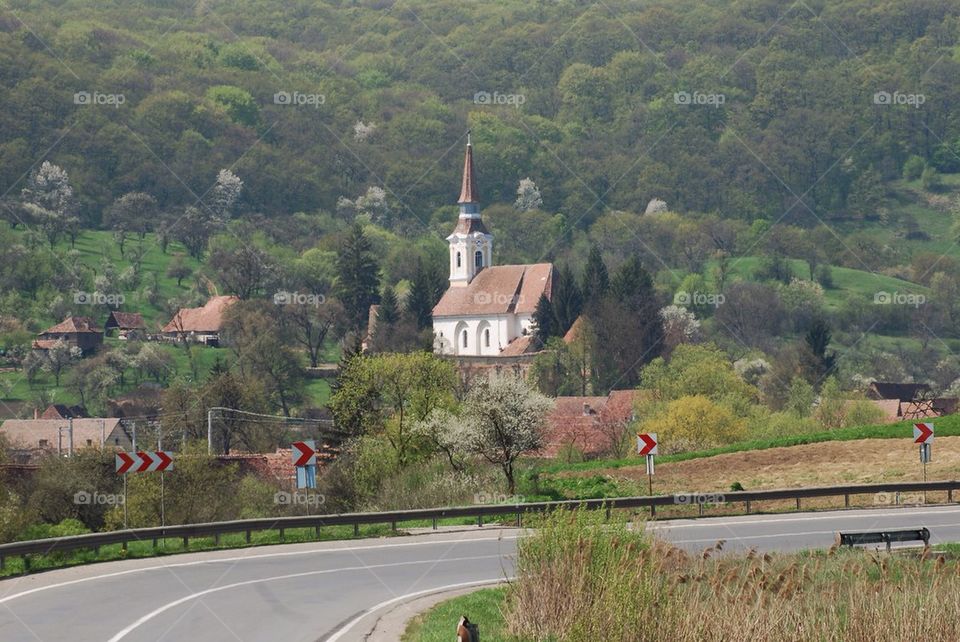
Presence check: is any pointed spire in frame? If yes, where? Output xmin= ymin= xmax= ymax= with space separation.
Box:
xmin=458 ymin=131 xmax=479 ymax=205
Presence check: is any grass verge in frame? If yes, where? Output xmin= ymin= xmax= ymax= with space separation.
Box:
xmin=401 ymin=587 xmax=510 ymax=642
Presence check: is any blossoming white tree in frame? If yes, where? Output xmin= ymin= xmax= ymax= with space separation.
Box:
xmin=455 ymin=374 xmax=553 ymax=493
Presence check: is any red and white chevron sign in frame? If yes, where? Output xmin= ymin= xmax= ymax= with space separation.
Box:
xmin=291 ymin=441 xmax=316 ymax=468
xmin=115 ymin=451 xmax=174 ymax=474
xmin=637 ymin=432 xmax=658 ymax=456
xmin=913 ymin=423 xmax=934 ymax=445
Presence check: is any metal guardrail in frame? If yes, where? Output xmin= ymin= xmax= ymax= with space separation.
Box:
xmin=2 ymin=480 xmax=959 ymax=571
xmin=837 ymin=527 xmax=931 ymax=551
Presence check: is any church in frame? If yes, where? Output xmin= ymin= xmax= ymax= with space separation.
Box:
xmin=432 ymin=137 xmax=553 ymax=357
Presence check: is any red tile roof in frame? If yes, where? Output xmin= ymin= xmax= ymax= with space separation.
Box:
xmin=40 ymin=316 xmax=101 ymax=335
xmin=106 ymin=311 xmax=145 ymax=329
xmin=433 ymin=264 xmax=552 ymax=317
xmin=499 ymin=334 xmax=535 ymax=356
xmin=162 ymin=296 xmax=238 ymax=333
xmin=538 ymin=390 xmax=639 ymax=458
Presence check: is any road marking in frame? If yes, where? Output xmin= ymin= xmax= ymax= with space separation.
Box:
xmin=646 ymin=505 xmax=960 ymax=530
xmin=105 ymin=554 xmax=505 ymax=641
xmin=325 ymin=578 xmax=511 ymax=641
xmin=0 ymin=533 xmax=518 ymax=605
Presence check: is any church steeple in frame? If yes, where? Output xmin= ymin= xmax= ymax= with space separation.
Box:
xmin=447 ymin=133 xmax=493 ymax=287
xmin=458 ymin=132 xmax=480 ymax=208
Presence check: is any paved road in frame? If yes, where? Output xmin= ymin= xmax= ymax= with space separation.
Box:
xmin=1 ymin=504 xmax=958 ymax=641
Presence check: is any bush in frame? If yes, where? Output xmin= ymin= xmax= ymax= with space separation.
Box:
xmin=903 ymin=155 xmax=926 ymax=180
xmin=640 ymin=395 xmax=746 ymax=452
xmin=921 ymin=166 xmax=942 ymax=191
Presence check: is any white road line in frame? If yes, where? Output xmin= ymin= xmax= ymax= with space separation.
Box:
xmin=646 ymin=506 xmax=960 ymax=530
xmin=106 ymin=554 xmax=506 ymax=642
xmin=325 ymin=578 xmax=511 ymax=642
xmin=0 ymin=533 xmax=518 ymax=605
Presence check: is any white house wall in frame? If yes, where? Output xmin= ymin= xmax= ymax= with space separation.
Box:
xmin=434 ymin=314 xmax=518 ymax=356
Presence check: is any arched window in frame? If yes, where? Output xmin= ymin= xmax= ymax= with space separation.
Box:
xmin=475 ymin=250 xmax=483 ymax=268
xmin=456 ymin=252 xmax=462 ymax=268
xmin=484 ymin=328 xmax=490 ymax=347
xmin=462 ymin=330 xmax=468 ymax=348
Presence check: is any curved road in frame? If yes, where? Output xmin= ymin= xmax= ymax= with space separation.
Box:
xmin=2 ymin=504 xmax=960 ymax=641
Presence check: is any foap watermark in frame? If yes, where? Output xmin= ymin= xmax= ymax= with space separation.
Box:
xmin=474 ymin=492 xmax=525 ymax=505
xmin=274 ymin=491 xmax=326 ymax=506
xmin=474 ymin=291 xmax=524 ymax=307
xmin=473 ymin=91 xmax=526 ymax=108
xmin=673 ymin=290 xmax=724 ymax=307
xmin=74 ymin=490 xmax=124 ymax=506
xmin=74 ymin=291 xmax=125 ymax=306
xmin=74 ymin=91 xmax=125 ymax=108
xmin=873 ymin=291 xmax=925 ymax=307
xmin=874 ymin=491 xmax=924 ymax=506
xmin=273 ymin=290 xmax=326 ymax=307
xmin=674 ymin=91 xmax=725 ymax=108
xmin=674 ymin=492 xmax=725 ymax=505
xmin=873 ymin=91 xmax=925 ymax=109
xmin=274 ymin=90 xmax=325 ymax=108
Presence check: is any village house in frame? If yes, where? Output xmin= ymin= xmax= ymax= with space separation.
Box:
xmin=38 ymin=404 xmax=87 ymax=420
xmin=161 ymin=295 xmax=238 ymax=346
xmin=0 ymin=417 xmax=132 ymax=458
xmin=538 ymin=390 xmax=640 ymax=459
xmin=432 ymin=136 xmax=552 ymax=359
xmin=33 ymin=316 xmax=103 ymax=354
xmin=104 ymin=311 xmax=146 ymax=340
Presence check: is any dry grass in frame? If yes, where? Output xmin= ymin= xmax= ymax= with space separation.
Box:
xmin=505 ymin=508 xmax=960 ymax=641
xmin=558 ymin=436 xmax=960 ymax=495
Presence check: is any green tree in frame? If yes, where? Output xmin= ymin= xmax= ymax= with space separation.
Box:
xmin=336 ymin=224 xmax=380 ymax=335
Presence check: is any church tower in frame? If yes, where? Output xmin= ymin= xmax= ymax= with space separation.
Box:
xmin=447 ymin=133 xmax=493 ymax=287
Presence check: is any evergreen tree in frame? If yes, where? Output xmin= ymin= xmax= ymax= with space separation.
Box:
xmin=531 ymin=292 xmax=554 ymax=346
xmin=406 ymin=260 xmax=434 ymax=331
xmin=551 ymin=265 xmax=583 ymax=334
xmin=581 ymin=246 xmax=609 ymax=309
xmin=377 ymin=285 xmax=400 ymax=325
xmin=805 ymin=318 xmax=837 ymax=380
xmin=335 ymin=223 xmax=380 ymax=334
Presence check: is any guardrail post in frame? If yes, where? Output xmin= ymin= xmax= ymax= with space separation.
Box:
xmin=432 ymin=518 xmax=437 ymax=530
xmin=152 ymin=538 xmax=158 ymax=549
xmin=0 ymin=555 xmax=4 ymax=571
xmin=698 ymin=503 xmax=704 ymax=516
xmin=844 ymin=494 xmax=850 ymax=508
xmin=650 ymin=504 xmax=655 ymax=518
xmin=605 ymin=506 xmax=611 ymax=521
xmin=279 ymin=528 xmax=285 ymax=542
xmin=214 ymin=533 xmax=220 ymax=546
xmin=315 ymin=526 xmax=321 ymax=539
xmin=182 ymin=536 xmax=188 ymax=549
xmin=745 ymin=501 xmax=751 ymax=514
xmin=950 ymin=489 xmax=954 ymax=503
xmin=122 ymin=539 xmax=127 ymax=553
xmin=796 ymin=497 xmax=801 ymax=511
xmin=245 ymin=530 xmax=251 ymax=544
xmin=354 ymin=523 xmax=359 ymax=537
xmin=477 ymin=515 xmax=483 ymax=527
xmin=391 ymin=521 xmax=396 ymax=532
xmin=22 ymin=555 xmax=28 ymax=572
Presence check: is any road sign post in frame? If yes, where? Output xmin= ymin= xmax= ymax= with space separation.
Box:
xmin=637 ymin=433 xmax=658 ymax=499
xmin=914 ymin=423 xmax=934 ymax=501
xmin=292 ymin=441 xmax=317 ymax=491
xmin=116 ymin=451 xmax=174 ymax=530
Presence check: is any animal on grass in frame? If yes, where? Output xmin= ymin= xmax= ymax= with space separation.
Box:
xmin=456 ymin=615 xmax=478 ymax=641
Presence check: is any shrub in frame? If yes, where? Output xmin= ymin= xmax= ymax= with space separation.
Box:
xmin=903 ymin=155 xmax=926 ymax=180
xmin=640 ymin=395 xmax=746 ymax=452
